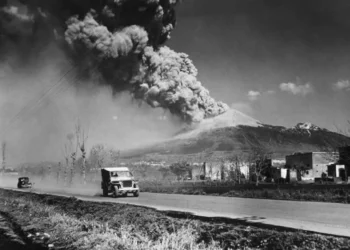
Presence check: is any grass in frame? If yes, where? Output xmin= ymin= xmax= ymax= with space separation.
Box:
xmin=1 ymin=189 xmax=350 ymax=250
xmin=0 ymin=191 xmax=219 ymax=250
xmin=140 ymin=181 xmax=350 ymax=204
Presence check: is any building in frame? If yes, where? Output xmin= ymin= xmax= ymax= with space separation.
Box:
xmin=191 ymin=161 xmax=250 ymax=181
xmin=285 ymin=152 xmax=339 ymax=181
xmin=263 ymin=159 xmax=287 ymax=181
xmin=339 ymin=146 xmax=350 ymax=165
xmin=327 ymin=164 xmax=347 ymax=181
xmin=336 ymin=146 xmax=350 ymax=180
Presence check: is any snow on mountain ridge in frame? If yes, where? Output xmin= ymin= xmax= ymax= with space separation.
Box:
xmin=171 ymin=110 xmax=331 ymax=141
xmin=293 ymin=122 xmax=325 ymax=131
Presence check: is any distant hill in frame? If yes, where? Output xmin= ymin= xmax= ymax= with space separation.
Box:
xmin=121 ymin=110 xmax=350 ymax=162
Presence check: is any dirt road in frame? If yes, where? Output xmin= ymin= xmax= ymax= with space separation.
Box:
xmin=5 ymin=187 xmax=350 ymax=238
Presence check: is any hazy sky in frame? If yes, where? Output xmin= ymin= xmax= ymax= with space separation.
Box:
xmin=168 ymin=0 xmax=350 ymax=131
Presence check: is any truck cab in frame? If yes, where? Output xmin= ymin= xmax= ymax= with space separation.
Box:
xmin=101 ymin=167 xmax=139 ymax=197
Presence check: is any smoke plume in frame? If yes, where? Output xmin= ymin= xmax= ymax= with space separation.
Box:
xmin=1 ymin=0 xmax=228 ymax=123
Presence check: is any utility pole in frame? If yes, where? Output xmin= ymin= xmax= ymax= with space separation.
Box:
xmin=1 ymin=142 xmax=6 ymax=175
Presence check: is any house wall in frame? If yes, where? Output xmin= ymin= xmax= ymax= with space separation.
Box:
xmin=271 ymin=159 xmax=286 ymax=168
xmin=286 ymin=152 xmax=338 ymax=179
xmin=312 ymin=152 xmax=338 ymax=178
xmin=191 ymin=161 xmax=250 ymax=180
xmin=339 ymin=147 xmax=350 ymax=179
xmin=339 ymin=146 xmax=350 ymax=165
xmin=286 ymin=153 xmax=313 ymax=169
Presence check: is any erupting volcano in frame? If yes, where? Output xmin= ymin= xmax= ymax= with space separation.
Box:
xmin=0 ymin=0 xmax=228 ymax=124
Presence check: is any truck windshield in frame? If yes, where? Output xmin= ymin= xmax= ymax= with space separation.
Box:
xmin=111 ymin=171 xmax=132 ymax=177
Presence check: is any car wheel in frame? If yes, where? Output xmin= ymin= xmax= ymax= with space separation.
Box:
xmin=133 ymin=191 xmax=139 ymax=197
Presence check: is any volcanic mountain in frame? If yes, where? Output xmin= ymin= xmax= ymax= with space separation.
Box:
xmin=121 ymin=109 xmax=350 ymax=162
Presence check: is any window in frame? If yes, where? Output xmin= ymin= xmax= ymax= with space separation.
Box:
xmin=111 ymin=172 xmax=118 ymax=177
xmin=111 ymin=171 xmax=132 ymax=177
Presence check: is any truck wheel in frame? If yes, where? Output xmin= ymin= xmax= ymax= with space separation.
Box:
xmin=102 ymin=188 xmax=108 ymax=197
xmin=122 ymin=193 xmax=128 ymax=197
xmin=133 ymin=191 xmax=139 ymax=197
xmin=113 ymin=186 xmax=119 ymax=198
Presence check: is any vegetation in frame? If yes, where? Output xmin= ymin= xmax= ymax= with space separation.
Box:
xmin=141 ymin=182 xmax=350 ymax=204
xmin=1 ymin=189 xmax=350 ymax=250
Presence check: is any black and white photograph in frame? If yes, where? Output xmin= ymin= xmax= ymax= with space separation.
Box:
xmin=0 ymin=0 xmax=350 ymax=249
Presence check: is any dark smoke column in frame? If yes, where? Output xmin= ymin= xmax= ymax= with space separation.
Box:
xmin=3 ymin=0 xmax=229 ymax=123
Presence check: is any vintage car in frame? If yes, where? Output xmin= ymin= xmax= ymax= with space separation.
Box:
xmin=17 ymin=177 xmax=32 ymax=188
xmin=101 ymin=167 xmax=139 ymax=197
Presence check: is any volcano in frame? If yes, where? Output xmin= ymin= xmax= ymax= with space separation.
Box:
xmin=121 ymin=109 xmax=350 ymax=162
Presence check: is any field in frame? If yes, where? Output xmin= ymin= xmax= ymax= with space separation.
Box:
xmin=140 ymin=181 xmax=350 ymax=204
xmin=1 ymin=189 xmax=350 ymax=250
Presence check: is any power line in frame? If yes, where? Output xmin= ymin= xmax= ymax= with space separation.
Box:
xmin=8 ymin=62 xmax=77 ymax=124
xmin=5 ymin=63 xmax=100 ymax=135
xmin=1 ymin=40 xmax=104 ymax=138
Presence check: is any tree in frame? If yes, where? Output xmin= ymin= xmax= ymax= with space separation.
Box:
xmin=56 ymin=162 xmax=61 ymax=184
xmin=247 ymin=146 xmax=273 ymax=186
xmin=225 ymin=154 xmax=246 ymax=183
xmin=75 ymin=120 xmax=89 ymax=185
xmin=169 ymin=161 xmax=191 ymax=180
xmin=158 ymin=167 xmax=173 ymax=180
xmin=89 ymin=144 xmax=119 ymax=181
xmin=63 ymin=143 xmax=70 ymax=186
xmin=134 ymin=163 xmax=148 ymax=179
xmin=62 ymin=132 xmax=78 ymax=187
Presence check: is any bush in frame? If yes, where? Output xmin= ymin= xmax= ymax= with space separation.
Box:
xmin=147 ymin=183 xmax=350 ymax=204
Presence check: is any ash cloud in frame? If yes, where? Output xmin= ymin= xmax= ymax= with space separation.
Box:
xmin=1 ymin=0 xmax=228 ymax=124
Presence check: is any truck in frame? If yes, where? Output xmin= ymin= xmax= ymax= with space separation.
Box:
xmin=101 ymin=167 xmax=139 ymax=197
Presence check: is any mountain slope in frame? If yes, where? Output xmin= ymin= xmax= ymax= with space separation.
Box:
xmin=173 ymin=109 xmax=262 ymax=139
xmin=121 ymin=110 xmax=350 ymax=161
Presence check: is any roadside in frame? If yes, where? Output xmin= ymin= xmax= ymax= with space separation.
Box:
xmin=141 ymin=182 xmax=350 ymax=204
xmin=0 ymin=211 xmax=49 ymax=250
xmin=1 ymin=188 xmax=350 ymax=250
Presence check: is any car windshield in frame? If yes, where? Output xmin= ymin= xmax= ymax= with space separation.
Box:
xmin=110 ymin=171 xmax=132 ymax=177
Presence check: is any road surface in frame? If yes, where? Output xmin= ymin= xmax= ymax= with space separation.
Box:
xmin=3 ymin=187 xmax=350 ymax=237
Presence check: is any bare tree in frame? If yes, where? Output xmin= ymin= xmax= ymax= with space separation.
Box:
xmin=61 ymin=132 xmax=78 ymax=187
xmin=89 ymin=144 xmax=117 ymax=181
xmin=225 ymin=154 xmax=246 ymax=183
xmin=63 ymin=144 xmax=70 ymax=186
xmin=56 ymin=162 xmax=61 ymax=184
xmin=67 ymin=132 xmax=78 ymax=187
xmin=48 ymin=164 xmax=52 ymax=181
xmin=75 ymin=120 xmax=89 ymax=185
xmin=248 ymin=146 xmax=273 ymax=186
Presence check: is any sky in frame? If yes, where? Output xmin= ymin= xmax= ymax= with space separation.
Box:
xmin=167 ymin=0 xmax=350 ymax=132
xmin=1 ymin=0 xmax=350 ymax=165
